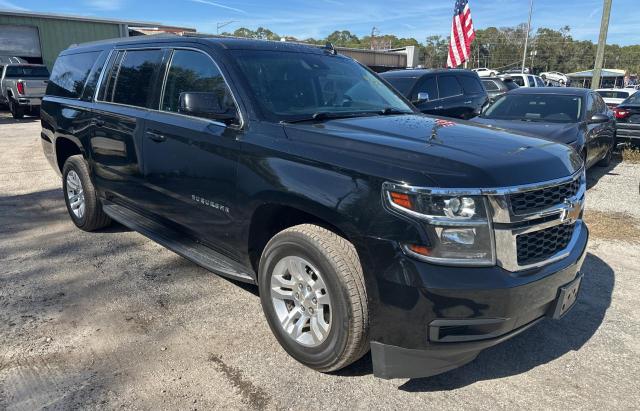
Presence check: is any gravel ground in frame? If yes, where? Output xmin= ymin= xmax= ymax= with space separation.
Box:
xmin=1 ymin=111 xmax=639 ymax=410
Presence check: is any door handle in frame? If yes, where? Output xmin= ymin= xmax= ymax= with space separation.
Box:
xmin=464 ymin=100 xmax=473 ymax=104
xmin=146 ymin=130 xmax=166 ymax=143
xmin=435 ymin=106 xmax=444 ymax=110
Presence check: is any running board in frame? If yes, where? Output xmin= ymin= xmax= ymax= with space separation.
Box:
xmin=102 ymin=201 xmax=255 ymax=284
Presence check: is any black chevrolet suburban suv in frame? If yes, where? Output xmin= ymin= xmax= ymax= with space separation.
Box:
xmin=380 ymin=69 xmax=488 ymax=119
xmin=41 ymin=36 xmax=587 ymax=379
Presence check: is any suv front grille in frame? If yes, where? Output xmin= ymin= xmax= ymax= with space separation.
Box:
xmin=516 ymin=223 xmax=575 ymax=266
xmin=510 ymin=179 xmax=580 ymax=215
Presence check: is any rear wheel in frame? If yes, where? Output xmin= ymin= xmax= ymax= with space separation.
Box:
xmin=62 ymin=155 xmax=112 ymax=231
xmin=259 ymin=224 xmax=369 ymax=372
xmin=9 ymin=98 xmax=23 ymax=119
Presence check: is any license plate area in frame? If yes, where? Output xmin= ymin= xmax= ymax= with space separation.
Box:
xmin=552 ymin=274 xmax=582 ymax=319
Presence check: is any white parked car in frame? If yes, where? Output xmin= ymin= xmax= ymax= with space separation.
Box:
xmin=596 ymin=88 xmax=638 ymax=108
xmin=540 ymin=71 xmax=568 ymax=85
xmin=472 ymin=67 xmax=498 ymax=77
xmin=508 ymin=74 xmax=547 ymax=88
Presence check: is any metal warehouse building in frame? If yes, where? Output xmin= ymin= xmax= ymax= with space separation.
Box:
xmin=0 ymin=10 xmax=194 ymax=69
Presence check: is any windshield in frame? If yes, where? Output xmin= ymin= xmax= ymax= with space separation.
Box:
xmin=232 ymin=50 xmax=413 ymax=122
xmin=598 ymin=90 xmax=630 ymax=99
xmin=622 ymin=93 xmax=640 ymax=105
xmin=5 ymin=65 xmax=50 ymax=78
xmin=483 ymin=94 xmax=583 ymax=123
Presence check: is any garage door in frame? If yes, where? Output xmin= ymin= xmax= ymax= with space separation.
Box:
xmin=0 ymin=24 xmax=42 ymax=58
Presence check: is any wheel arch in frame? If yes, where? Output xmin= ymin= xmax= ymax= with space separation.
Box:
xmin=55 ymin=136 xmax=85 ymax=173
xmin=246 ymin=200 xmax=359 ymax=274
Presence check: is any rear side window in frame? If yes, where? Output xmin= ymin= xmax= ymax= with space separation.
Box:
xmin=437 ymin=75 xmax=463 ymax=98
xmin=412 ymin=76 xmax=438 ymax=101
xmin=161 ymin=49 xmax=236 ymax=119
xmin=535 ymin=77 xmax=546 ymax=87
xmin=5 ymin=65 xmax=50 ymax=78
xmin=459 ymin=76 xmax=484 ymax=94
xmin=112 ymin=49 xmax=164 ymax=108
xmin=482 ymin=80 xmax=500 ymax=91
xmin=47 ymin=52 xmax=100 ymax=99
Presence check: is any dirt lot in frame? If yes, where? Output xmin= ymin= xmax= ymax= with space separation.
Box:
xmin=1 ymin=111 xmax=639 ymax=410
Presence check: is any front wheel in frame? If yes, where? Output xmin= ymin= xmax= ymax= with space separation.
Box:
xmin=259 ymin=224 xmax=369 ymax=372
xmin=597 ymin=144 xmax=613 ymax=167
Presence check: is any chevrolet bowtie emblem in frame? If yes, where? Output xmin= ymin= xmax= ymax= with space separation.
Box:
xmin=560 ymin=198 xmax=581 ymax=224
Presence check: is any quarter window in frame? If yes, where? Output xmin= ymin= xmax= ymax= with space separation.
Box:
xmin=111 ymin=49 xmax=164 ymax=108
xmin=47 ymin=52 xmax=100 ymax=99
xmin=161 ymin=49 xmax=236 ymax=121
xmin=459 ymin=76 xmax=484 ymax=94
xmin=437 ymin=76 xmax=463 ymax=98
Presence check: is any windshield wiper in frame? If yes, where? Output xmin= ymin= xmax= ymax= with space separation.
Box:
xmin=378 ymin=107 xmax=413 ymax=115
xmin=281 ymin=108 xmax=413 ymax=124
xmin=282 ymin=111 xmax=377 ymax=124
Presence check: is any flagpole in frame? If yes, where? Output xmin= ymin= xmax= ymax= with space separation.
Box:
xmin=521 ymin=0 xmax=533 ymax=74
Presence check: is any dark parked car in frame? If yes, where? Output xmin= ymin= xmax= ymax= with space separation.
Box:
xmin=380 ymin=69 xmax=488 ymax=119
xmin=472 ymin=87 xmax=616 ymax=168
xmin=482 ymin=76 xmax=519 ymax=102
xmin=41 ymin=36 xmax=587 ymax=380
xmin=613 ymin=92 xmax=640 ymax=142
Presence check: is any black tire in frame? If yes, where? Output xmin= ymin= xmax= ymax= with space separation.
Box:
xmin=259 ymin=224 xmax=369 ymax=372
xmin=62 ymin=155 xmax=112 ymax=231
xmin=9 ymin=98 xmax=23 ymax=119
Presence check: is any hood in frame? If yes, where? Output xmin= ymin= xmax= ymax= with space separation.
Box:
xmin=470 ymin=117 xmax=581 ymax=145
xmin=282 ymin=114 xmax=582 ymax=189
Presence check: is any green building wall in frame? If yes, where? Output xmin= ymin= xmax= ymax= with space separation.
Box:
xmin=0 ymin=15 xmax=123 ymax=69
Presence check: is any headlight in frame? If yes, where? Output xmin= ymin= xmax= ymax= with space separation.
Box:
xmin=383 ymin=183 xmax=495 ymax=266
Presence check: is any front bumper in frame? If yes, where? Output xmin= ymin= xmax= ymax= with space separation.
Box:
xmin=371 ymin=316 xmax=544 ymax=379
xmin=359 ymin=222 xmax=588 ymax=379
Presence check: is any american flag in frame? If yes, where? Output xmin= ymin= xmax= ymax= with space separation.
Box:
xmin=447 ymin=0 xmax=476 ymax=68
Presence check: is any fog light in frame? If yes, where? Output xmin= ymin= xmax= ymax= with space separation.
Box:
xmin=440 ymin=228 xmax=476 ymax=245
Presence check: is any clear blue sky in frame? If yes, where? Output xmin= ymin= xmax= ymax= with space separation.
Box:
xmin=0 ymin=0 xmax=637 ymax=46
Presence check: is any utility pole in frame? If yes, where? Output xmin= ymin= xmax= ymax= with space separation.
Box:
xmin=592 ymin=0 xmax=612 ymax=90
xmin=521 ymin=0 xmax=533 ymax=74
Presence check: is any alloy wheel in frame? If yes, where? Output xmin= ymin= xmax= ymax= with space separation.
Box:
xmin=270 ymin=256 xmax=332 ymax=347
xmin=66 ymin=170 xmax=85 ymax=219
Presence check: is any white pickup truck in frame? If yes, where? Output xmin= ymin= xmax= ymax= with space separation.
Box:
xmin=0 ymin=63 xmax=50 ymax=119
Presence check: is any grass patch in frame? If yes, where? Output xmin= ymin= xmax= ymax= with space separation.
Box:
xmin=584 ymin=210 xmax=640 ymax=243
xmin=620 ymin=147 xmax=640 ymax=164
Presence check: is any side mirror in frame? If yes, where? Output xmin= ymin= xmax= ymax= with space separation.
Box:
xmin=590 ymin=113 xmax=609 ymax=124
xmin=179 ymin=92 xmax=237 ymax=123
xmin=416 ymin=92 xmax=430 ymax=103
